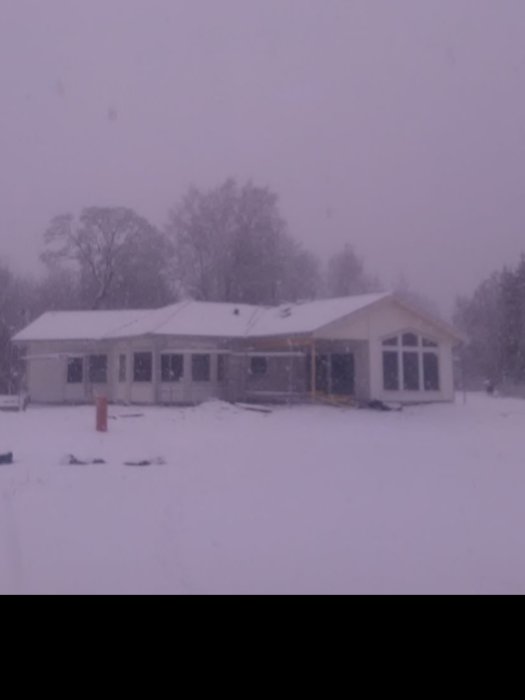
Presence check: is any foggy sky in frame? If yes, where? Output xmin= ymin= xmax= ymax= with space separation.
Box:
xmin=1 ymin=0 xmax=525 ymax=315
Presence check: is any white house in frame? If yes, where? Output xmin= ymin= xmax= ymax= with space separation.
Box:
xmin=12 ymin=292 xmax=463 ymax=406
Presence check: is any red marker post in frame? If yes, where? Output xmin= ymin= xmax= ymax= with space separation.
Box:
xmin=96 ymin=396 xmax=108 ymax=433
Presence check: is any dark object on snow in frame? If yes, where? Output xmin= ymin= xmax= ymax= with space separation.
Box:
xmin=365 ymin=400 xmax=402 ymax=412
xmin=124 ymin=457 xmax=166 ymax=467
xmin=67 ymin=454 xmax=106 ymax=465
xmin=0 ymin=452 xmax=13 ymax=465
xmin=234 ymin=403 xmax=273 ymax=414
xmin=484 ymin=379 xmax=495 ymax=395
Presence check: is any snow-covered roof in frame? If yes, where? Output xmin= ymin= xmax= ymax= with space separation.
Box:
xmin=13 ymin=292 xmax=460 ymax=343
xmin=246 ymin=293 xmax=389 ymax=337
xmin=12 ymin=309 xmax=152 ymax=342
xmin=109 ymin=301 xmax=262 ymax=339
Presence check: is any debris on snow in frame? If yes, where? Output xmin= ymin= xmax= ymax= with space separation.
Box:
xmin=234 ymin=403 xmax=273 ymax=414
xmin=124 ymin=457 xmax=166 ymax=467
xmin=63 ymin=454 xmax=106 ymax=466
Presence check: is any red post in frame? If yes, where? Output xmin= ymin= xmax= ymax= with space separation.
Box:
xmin=96 ymin=396 xmax=108 ymax=433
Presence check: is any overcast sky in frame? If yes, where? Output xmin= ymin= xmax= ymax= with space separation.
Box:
xmin=1 ymin=0 xmax=525 ymax=314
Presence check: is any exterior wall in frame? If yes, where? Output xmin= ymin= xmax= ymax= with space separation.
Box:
xmin=317 ymin=299 xmax=456 ymax=403
xmin=25 ymin=341 xmax=115 ymax=404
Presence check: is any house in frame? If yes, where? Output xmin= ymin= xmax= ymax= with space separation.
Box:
xmin=11 ymin=292 xmax=463 ymax=406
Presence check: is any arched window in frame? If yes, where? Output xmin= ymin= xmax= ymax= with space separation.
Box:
xmin=382 ymin=333 xmax=440 ymax=392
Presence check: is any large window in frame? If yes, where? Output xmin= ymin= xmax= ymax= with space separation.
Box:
xmin=403 ymin=352 xmax=420 ymax=391
xmin=192 ymin=354 xmax=210 ymax=382
xmin=134 ymin=352 xmax=153 ymax=382
xmin=89 ymin=355 xmax=107 ymax=384
xmin=382 ymin=333 xmax=440 ymax=392
xmin=161 ymin=354 xmax=183 ymax=383
xmin=423 ymin=353 xmax=440 ymax=391
xmin=382 ymin=352 xmax=399 ymax=391
xmin=67 ymin=357 xmax=83 ymax=384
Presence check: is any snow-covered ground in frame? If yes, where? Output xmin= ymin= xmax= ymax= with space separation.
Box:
xmin=1 ymin=394 xmax=524 ymax=594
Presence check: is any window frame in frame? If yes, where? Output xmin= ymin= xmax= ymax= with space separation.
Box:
xmin=381 ymin=332 xmax=440 ymax=393
xmin=192 ymin=354 xmax=211 ymax=382
xmin=133 ymin=352 xmax=153 ymax=383
xmin=161 ymin=353 xmax=184 ymax=383
xmin=67 ymin=357 xmax=84 ymax=384
xmin=88 ymin=354 xmax=108 ymax=384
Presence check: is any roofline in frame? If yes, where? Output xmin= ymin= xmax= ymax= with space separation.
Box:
xmin=312 ymin=292 xmax=392 ymax=336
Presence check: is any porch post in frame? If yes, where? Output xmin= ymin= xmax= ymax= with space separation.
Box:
xmin=311 ymin=340 xmax=316 ymax=400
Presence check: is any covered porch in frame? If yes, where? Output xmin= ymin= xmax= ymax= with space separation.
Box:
xmin=236 ymin=335 xmax=371 ymax=404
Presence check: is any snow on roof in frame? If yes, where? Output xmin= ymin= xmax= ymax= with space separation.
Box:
xmin=12 ymin=309 xmax=152 ymax=342
xmin=247 ymin=293 xmax=390 ymax=337
xmin=110 ymin=300 xmax=263 ymax=339
xmin=16 ymin=292 xmax=443 ymax=343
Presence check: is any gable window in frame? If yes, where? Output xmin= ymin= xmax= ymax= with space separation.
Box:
xmin=382 ymin=337 xmax=398 ymax=347
xmin=192 ymin=354 xmax=210 ymax=382
xmin=402 ymin=332 xmax=418 ymax=347
xmin=89 ymin=355 xmax=107 ymax=384
xmin=134 ymin=352 xmax=152 ymax=382
xmin=67 ymin=357 xmax=83 ymax=384
xmin=382 ymin=333 xmax=440 ymax=392
xmin=118 ymin=354 xmax=127 ymax=383
xmin=161 ymin=354 xmax=183 ymax=383
xmin=250 ymin=357 xmax=268 ymax=377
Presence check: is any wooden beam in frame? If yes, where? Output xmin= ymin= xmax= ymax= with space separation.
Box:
xmin=311 ymin=341 xmax=316 ymax=400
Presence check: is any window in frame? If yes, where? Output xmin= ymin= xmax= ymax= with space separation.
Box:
xmin=67 ymin=357 xmax=83 ymax=384
xmin=89 ymin=355 xmax=107 ymax=384
xmin=382 ymin=336 xmax=398 ymax=346
xmin=118 ymin=354 xmax=127 ymax=383
xmin=382 ymin=332 xmax=440 ymax=393
xmin=134 ymin=352 xmax=152 ymax=382
xmin=383 ymin=352 xmax=399 ymax=391
xmin=423 ymin=353 xmax=440 ymax=391
xmin=161 ymin=354 xmax=183 ymax=382
xmin=403 ymin=352 xmax=420 ymax=390
xmin=402 ymin=332 xmax=419 ymax=347
xmin=217 ymin=354 xmax=227 ymax=383
xmin=192 ymin=354 xmax=210 ymax=382
xmin=250 ymin=357 xmax=268 ymax=377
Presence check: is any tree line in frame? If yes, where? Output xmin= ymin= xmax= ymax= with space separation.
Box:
xmin=455 ymin=257 xmax=525 ymax=387
xmin=0 ymin=178 xmax=381 ymax=392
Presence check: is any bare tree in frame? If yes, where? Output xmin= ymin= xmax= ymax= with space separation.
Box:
xmin=42 ymin=207 xmax=173 ymax=309
xmin=167 ymin=179 xmax=321 ymax=304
